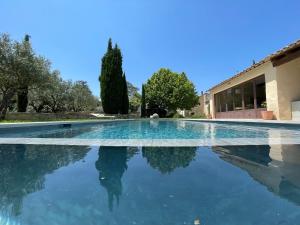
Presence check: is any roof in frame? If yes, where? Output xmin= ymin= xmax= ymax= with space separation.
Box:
xmin=209 ymin=39 xmax=300 ymax=91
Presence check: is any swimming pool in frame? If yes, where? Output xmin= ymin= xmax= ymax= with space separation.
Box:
xmin=1 ymin=120 xmax=300 ymax=224
xmin=1 ymin=144 xmax=300 ymax=225
xmin=0 ymin=120 xmax=300 ymax=146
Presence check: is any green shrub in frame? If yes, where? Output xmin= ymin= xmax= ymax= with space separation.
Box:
xmin=173 ymin=113 xmax=184 ymax=118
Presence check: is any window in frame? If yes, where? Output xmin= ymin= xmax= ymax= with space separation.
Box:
xmin=244 ymin=81 xmax=254 ymax=109
xmin=214 ymin=75 xmax=266 ymax=113
xmin=233 ymin=86 xmax=243 ymax=110
xmin=226 ymin=88 xmax=234 ymax=111
xmin=215 ymin=94 xmax=221 ymax=112
xmin=220 ymin=91 xmax=227 ymax=112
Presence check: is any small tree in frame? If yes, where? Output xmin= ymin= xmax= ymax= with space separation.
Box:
xmin=145 ymin=68 xmax=198 ymax=114
xmin=129 ymin=92 xmax=141 ymax=113
xmin=68 ymin=81 xmax=98 ymax=112
xmin=120 ymin=74 xmax=129 ymax=114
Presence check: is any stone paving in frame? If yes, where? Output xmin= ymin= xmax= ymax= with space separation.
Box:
xmin=0 ymin=137 xmax=300 ymax=146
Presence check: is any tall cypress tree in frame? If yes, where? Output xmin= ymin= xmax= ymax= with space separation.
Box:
xmin=99 ymin=39 xmax=124 ymax=114
xmin=120 ymin=73 xmax=129 ymax=114
xmin=141 ymin=84 xmax=146 ymax=117
xmin=17 ymin=34 xmax=31 ymax=112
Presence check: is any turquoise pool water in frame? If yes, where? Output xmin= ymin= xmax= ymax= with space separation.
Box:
xmin=1 ymin=144 xmax=300 ymax=225
xmin=1 ymin=120 xmax=300 ymax=139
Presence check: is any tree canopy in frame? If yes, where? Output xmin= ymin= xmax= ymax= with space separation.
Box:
xmin=0 ymin=34 xmax=49 ymax=118
xmin=0 ymin=33 xmax=98 ymax=119
xmin=145 ymin=68 xmax=199 ymax=113
xmin=28 ymin=72 xmax=98 ymax=113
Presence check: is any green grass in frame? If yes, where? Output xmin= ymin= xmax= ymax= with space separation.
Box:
xmin=187 ymin=114 xmax=207 ymax=119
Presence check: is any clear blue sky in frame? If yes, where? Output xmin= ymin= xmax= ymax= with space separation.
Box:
xmin=1 ymin=0 xmax=300 ymax=96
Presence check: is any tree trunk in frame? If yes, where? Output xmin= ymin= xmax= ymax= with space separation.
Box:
xmin=0 ymin=90 xmax=15 ymax=120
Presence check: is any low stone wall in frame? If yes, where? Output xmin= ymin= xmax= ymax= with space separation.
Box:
xmin=5 ymin=112 xmax=140 ymax=121
xmin=6 ymin=112 xmax=99 ymax=121
xmin=215 ymin=108 xmax=266 ymax=119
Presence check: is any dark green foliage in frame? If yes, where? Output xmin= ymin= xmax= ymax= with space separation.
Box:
xmin=141 ymin=84 xmax=146 ymax=117
xmin=120 ymin=74 xmax=129 ymax=114
xmin=99 ymin=39 xmax=127 ymax=114
xmin=17 ymin=87 xmax=28 ymax=112
xmin=24 ymin=34 xmax=30 ymax=42
xmin=172 ymin=112 xmax=184 ymax=118
xmin=16 ymin=35 xmax=31 ymax=112
xmin=145 ymin=68 xmax=199 ymax=113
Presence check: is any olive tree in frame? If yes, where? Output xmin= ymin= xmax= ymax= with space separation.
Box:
xmin=28 ymin=70 xmax=66 ymax=112
xmin=0 ymin=34 xmax=45 ymax=119
xmin=69 ymin=81 xmax=98 ymax=112
xmin=29 ymin=74 xmax=98 ymax=113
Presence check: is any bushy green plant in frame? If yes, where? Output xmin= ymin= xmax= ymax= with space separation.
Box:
xmin=172 ymin=113 xmax=184 ymax=118
xmin=144 ymin=68 xmax=199 ymax=113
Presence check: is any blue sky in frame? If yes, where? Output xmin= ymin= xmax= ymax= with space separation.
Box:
xmin=1 ymin=0 xmax=300 ymax=96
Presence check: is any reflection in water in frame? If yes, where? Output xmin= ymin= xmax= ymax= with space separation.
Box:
xmin=142 ymin=147 xmax=197 ymax=174
xmin=0 ymin=144 xmax=90 ymax=218
xmin=1 ymin=144 xmax=300 ymax=224
xmin=95 ymin=147 xmax=138 ymax=211
xmin=213 ymin=145 xmax=300 ymax=206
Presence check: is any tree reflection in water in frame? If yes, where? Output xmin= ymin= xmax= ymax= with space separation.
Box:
xmin=142 ymin=147 xmax=197 ymax=174
xmin=0 ymin=144 xmax=90 ymax=217
xmin=95 ymin=146 xmax=138 ymax=211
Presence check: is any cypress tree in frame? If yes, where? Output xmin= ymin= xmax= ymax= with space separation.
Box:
xmin=17 ymin=87 xmax=29 ymax=112
xmin=120 ymin=73 xmax=129 ymax=114
xmin=99 ymin=39 xmax=124 ymax=114
xmin=17 ymin=34 xmax=31 ymax=112
xmin=141 ymin=84 xmax=146 ymax=117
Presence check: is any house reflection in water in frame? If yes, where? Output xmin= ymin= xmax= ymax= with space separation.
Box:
xmin=213 ymin=145 xmax=300 ymax=206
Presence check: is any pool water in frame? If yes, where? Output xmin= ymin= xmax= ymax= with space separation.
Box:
xmin=1 ymin=144 xmax=300 ymax=225
xmin=1 ymin=120 xmax=300 ymax=139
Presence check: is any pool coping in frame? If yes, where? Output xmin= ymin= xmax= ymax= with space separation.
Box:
xmin=0 ymin=119 xmax=134 ymax=128
xmin=1 ymin=138 xmax=300 ymax=147
xmin=184 ymin=118 xmax=300 ymax=126
xmin=0 ymin=118 xmax=300 ymax=129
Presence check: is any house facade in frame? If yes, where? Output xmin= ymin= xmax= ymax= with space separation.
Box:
xmin=207 ymin=40 xmax=300 ymax=120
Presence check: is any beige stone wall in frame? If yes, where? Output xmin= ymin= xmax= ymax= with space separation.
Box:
xmin=199 ymin=94 xmax=205 ymax=114
xmin=189 ymin=93 xmax=211 ymax=117
xmin=203 ymin=94 xmax=211 ymax=117
xmin=276 ymin=57 xmax=300 ymax=120
xmin=264 ymin=63 xmax=279 ymax=119
xmin=209 ymin=95 xmax=215 ymax=118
